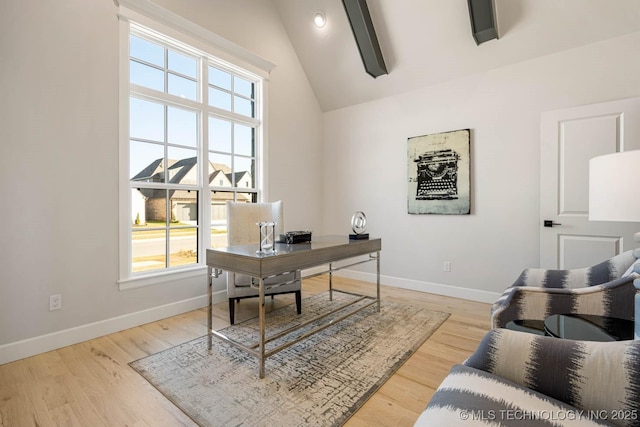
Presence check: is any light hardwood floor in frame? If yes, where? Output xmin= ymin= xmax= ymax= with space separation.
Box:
xmin=0 ymin=276 xmax=491 ymax=427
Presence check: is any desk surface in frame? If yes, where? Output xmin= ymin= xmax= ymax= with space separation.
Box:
xmin=206 ymin=235 xmax=381 ymax=277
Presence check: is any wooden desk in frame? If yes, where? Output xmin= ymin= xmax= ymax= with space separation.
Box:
xmin=206 ymin=235 xmax=382 ymax=378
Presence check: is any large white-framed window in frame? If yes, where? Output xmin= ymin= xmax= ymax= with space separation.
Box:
xmin=117 ymin=4 xmax=272 ymax=289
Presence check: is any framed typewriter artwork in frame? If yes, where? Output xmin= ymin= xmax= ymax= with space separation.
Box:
xmin=407 ymin=129 xmax=471 ymax=215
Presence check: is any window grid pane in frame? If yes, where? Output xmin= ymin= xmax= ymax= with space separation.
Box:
xmin=131 ymin=188 xmax=168 ymax=273
xmin=208 ymin=65 xmax=256 ymax=118
xmin=130 ymin=97 xmax=165 ymax=142
xmin=130 ymin=35 xmax=164 ymax=67
xmin=130 ymin=34 xmax=199 ymax=101
xmin=167 ymin=106 xmax=198 ymax=148
xmin=168 ymin=50 xmax=197 ymax=78
xmin=209 ymin=87 xmax=232 ymax=110
xmin=130 ymin=61 xmax=165 ymax=92
xmin=169 ymin=228 xmax=198 ymax=267
xmin=168 ymin=188 xmax=198 ymax=267
xmin=168 ymin=73 xmax=197 ymax=100
xmin=209 ymin=66 xmax=231 ymax=90
xmin=234 ymin=76 xmax=253 ymax=98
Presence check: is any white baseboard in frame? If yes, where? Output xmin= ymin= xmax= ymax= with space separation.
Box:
xmin=0 ymin=290 xmax=227 ymax=366
xmin=333 ymin=269 xmax=501 ymax=304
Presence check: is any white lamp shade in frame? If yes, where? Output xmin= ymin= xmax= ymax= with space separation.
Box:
xmin=589 ymin=150 xmax=640 ymax=222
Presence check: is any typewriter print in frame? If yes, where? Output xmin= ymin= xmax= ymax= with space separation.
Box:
xmin=407 ymin=129 xmax=470 ymax=215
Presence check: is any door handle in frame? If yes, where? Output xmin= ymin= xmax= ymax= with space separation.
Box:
xmin=544 ymin=220 xmax=562 ymax=227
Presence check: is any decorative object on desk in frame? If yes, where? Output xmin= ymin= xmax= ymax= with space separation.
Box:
xmin=282 ymin=230 xmax=312 ymax=244
xmin=130 ymin=291 xmax=449 ymax=427
xmin=257 ymin=221 xmax=276 ymax=254
xmin=589 ymin=149 xmax=640 ymax=340
xmin=407 ymin=129 xmax=471 ymax=215
xmin=349 ymin=210 xmax=369 ymax=239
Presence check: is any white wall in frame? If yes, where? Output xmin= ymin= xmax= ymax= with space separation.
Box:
xmin=323 ymin=31 xmax=640 ymax=301
xmin=0 ymin=0 xmax=322 ymax=363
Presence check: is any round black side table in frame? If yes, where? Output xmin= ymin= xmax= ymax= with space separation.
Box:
xmin=543 ymin=314 xmax=633 ymax=341
xmin=506 ymin=314 xmax=634 ymax=341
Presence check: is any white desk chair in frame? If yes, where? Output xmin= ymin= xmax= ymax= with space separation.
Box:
xmin=225 ymin=200 xmax=302 ymax=324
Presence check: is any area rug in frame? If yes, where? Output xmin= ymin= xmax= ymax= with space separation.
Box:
xmin=130 ymin=291 xmax=449 ymax=427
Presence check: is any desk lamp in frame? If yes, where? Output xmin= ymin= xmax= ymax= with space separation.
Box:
xmin=589 ymin=150 xmax=640 ymax=339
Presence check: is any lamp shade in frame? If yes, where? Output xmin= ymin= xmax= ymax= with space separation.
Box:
xmin=589 ymin=150 xmax=640 ymax=222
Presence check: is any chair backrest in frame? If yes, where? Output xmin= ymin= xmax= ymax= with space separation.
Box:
xmin=226 ymin=201 xmax=284 ymax=246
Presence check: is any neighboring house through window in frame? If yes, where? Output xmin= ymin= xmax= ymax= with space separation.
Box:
xmin=117 ymin=3 xmax=272 ymax=289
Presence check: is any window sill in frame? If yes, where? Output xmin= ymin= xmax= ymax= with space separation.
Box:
xmin=118 ymin=265 xmax=208 ymax=291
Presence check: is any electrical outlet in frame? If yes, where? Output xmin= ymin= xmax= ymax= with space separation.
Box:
xmin=443 ymin=261 xmax=451 ymax=272
xmin=49 ymin=294 xmax=62 ymax=311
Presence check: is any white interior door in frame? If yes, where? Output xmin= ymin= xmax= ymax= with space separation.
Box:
xmin=540 ymin=97 xmax=640 ymax=269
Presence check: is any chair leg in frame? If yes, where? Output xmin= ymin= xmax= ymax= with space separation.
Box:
xmin=295 ymin=290 xmax=302 ymax=315
xmin=228 ymin=298 xmax=235 ymax=325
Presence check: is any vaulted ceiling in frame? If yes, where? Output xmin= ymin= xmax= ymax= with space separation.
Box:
xmin=272 ymin=0 xmax=640 ymax=111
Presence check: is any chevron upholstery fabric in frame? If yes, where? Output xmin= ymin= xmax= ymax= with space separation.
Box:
xmin=512 ymin=250 xmax=638 ymax=289
xmin=416 ymin=329 xmax=640 ymax=427
xmin=416 ymin=365 xmax=613 ymax=426
xmin=491 ymin=250 xmax=640 ymax=328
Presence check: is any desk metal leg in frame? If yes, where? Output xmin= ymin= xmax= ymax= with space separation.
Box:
xmin=258 ymin=277 xmax=266 ymax=379
xmin=376 ymin=251 xmax=381 ymax=312
xmin=329 ymin=262 xmax=333 ymax=301
xmin=208 ymin=266 xmax=213 ymax=351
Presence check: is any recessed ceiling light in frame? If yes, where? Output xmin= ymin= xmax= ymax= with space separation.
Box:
xmin=313 ymin=11 xmax=326 ymax=28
